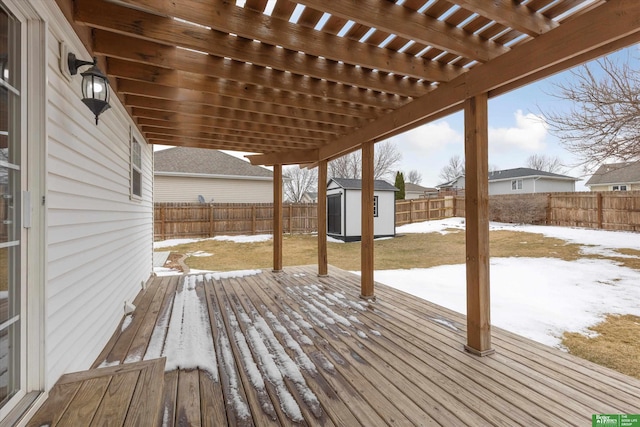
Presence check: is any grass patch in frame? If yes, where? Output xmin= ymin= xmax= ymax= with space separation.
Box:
xmin=562 ymin=315 xmax=640 ymax=380
xmin=160 ymin=230 xmax=589 ymax=272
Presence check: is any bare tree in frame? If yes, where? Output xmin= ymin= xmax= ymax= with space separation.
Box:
xmin=406 ymin=169 xmax=423 ymax=185
xmin=543 ymin=55 xmax=640 ymax=166
xmin=439 ymin=155 xmax=465 ymax=182
xmin=525 ymin=154 xmax=565 ymax=173
xmin=373 ymin=140 xmax=402 ymax=181
xmin=283 ymin=165 xmax=317 ymax=203
xmin=328 ymin=150 xmax=361 ymax=180
xmin=328 ymin=140 xmax=402 ymax=182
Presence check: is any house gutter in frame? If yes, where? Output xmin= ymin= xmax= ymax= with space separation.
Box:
xmin=154 ymin=172 xmax=275 ymax=181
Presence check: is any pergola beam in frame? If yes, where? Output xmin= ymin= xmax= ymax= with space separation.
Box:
xmin=108 ymin=0 xmax=463 ymax=81
xmin=296 ymin=0 xmax=509 ymax=62
xmin=124 ymin=95 xmax=351 ymax=133
xmin=76 ymin=0 xmax=443 ymax=95
xmin=117 ymin=82 xmax=366 ymax=128
xmin=248 ymin=0 xmax=640 ymax=166
xmin=115 ymin=77 xmax=383 ymax=120
xmin=106 ymin=57 xmax=404 ymax=110
xmin=454 ymin=0 xmax=558 ymax=37
xmin=133 ymin=111 xmax=332 ymax=140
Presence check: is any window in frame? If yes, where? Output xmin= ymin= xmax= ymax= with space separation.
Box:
xmin=612 ymin=185 xmax=627 ymax=191
xmin=373 ymin=196 xmax=378 ymax=217
xmin=131 ymin=136 xmax=142 ymax=198
xmin=511 ymin=179 xmax=523 ymax=191
xmin=0 ymin=1 xmax=21 ymax=409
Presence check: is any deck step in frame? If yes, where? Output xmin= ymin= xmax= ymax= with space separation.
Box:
xmin=27 ymin=358 xmax=165 ymax=427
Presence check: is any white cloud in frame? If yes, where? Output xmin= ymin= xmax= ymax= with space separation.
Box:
xmin=400 ymin=120 xmax=463 ymax=152
xmin=489 ymin=110 xmax=548 ymax=152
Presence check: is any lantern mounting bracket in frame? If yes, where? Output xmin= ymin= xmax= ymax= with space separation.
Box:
xmin=67 ymin=52 xmax=96 ymax=76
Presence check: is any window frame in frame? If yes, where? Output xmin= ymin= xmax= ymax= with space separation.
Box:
xmin=511 ymin=179 xmax=523 ymax=191
xmin=130 ymin=133 xmax=142 ymax=200
xmin=373 ymin=195 xmax=378 ymax=217
xmin=612 ymin=185 xmax=627 ymax=191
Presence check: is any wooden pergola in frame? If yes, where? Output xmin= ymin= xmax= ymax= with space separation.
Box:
xmin=59 ymin=0 xmax=640 ymax=356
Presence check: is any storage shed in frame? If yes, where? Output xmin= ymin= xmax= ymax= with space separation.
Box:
xmin=327 ymin=178 xmax=398 ymax=242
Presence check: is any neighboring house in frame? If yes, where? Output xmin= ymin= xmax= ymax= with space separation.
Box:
xmin=326 ymin=178 xmax=398 ymax=242
xmin=585 ymin=162 xmax=640 ymax=191
xmin=488 ymin=168 xmax=579 ymax=195
xmin=436 ymin=168 xmax=578 ymax=195
xmin=404 ymin=182 xmax=439 ymax=199
xmin=299 ymin=191 xmax=318 ymax=203
xmin=154 ymin=147 xmax=274 ymax=203
xmin=436 ymin=175 xmax=466 ymax=192
xmin=1 ymin=0 xmax=153 ymax=420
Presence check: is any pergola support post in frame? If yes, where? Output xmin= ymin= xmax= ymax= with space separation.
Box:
xmin=464 ymin=93 xmax=494 ymax=356
xmin=360 ymin=141 xmax=375 ymax=299
xmin=273 ymin=164 xmax=283 ymax=272
xmin=317 ymin=160 xmax=328 ymax=276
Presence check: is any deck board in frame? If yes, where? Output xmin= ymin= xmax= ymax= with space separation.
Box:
xmin=32 ymin=266 xmax=640 ymax=426
xmin=28 ymin=359 xmax=165 ymax=427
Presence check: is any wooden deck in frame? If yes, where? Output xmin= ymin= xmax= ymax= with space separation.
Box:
xmin=35 ymin=266 xmax=640 ymax=426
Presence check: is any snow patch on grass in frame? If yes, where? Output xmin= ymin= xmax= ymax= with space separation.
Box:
xmin=372 ymin=257 xmax=640 ymax=348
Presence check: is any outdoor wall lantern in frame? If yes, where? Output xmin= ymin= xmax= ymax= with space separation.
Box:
xmin=67 ymin=52 xmax=110 ymax=125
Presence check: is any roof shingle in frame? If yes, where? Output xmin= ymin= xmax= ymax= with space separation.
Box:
xmin=329 ymin=178 xmax=398 ymax=191
xmin=585 ymin=162 xmax=640 ymax=186
xmin=154 ymin=147 xmax=272 ymax=178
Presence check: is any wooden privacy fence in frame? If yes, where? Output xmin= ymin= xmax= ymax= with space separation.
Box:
xmin=547 ymin=191 xmax=640 ymax=231
xmin=154 ymin=192 xmax=640 ymax=240
xmin=154 ymin=203 xmax=318 ymax=240
xmin=455 ymin=191 xmax=640 ymax=231
xmin=395 ymin=197 xmax=455 ymax=225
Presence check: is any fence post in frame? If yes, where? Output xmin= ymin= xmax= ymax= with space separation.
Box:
xmin=289 ymin=204 xmax=293 ymax=234
xmin=427 ymin=199 xmax=431 ymax=220
xmin=409 ymin=200 xmax=414 ymax=224
xmin=161 ymin=205 xmax=166 ymax=240
xmin=452 ymin=197 xmax=457 ymax=217
xmin=209 ymin=205 xmax=214 ymax=237
xmin=546 ymin=194 xmax=552 ymax=225
xmin=597 ymin=192 xmax=603 ymax=229
xmin=251 ymin=205 xmax=256 ymax=234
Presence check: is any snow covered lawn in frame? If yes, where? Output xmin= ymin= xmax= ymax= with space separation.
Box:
xmin=370 ymin=218 xmax=640 ymax=348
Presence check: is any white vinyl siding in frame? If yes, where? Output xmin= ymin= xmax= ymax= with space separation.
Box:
xmin=589 ymin=184 xmax=640 ymax=192
xmin=154 ymin=175 xmax=274 ymax=203
xmin=490 ymin=178 xmax=576 ymax=195
xmin=44 ymin=9 xmax=153 ymax=388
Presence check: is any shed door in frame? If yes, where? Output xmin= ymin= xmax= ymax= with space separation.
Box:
xmin=327 ymin=194 xmax=341 ymax=234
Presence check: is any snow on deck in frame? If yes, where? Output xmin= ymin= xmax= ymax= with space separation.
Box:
xmin=93 ymin=267 xmax=640 ymax=426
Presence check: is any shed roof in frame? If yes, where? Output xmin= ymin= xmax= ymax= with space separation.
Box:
xmin=154 ymin=147 xmax=272 ymax=178
xmin=488 ymin=168 xmax=578 ymax=182
xmin=59 ymin=0 xmax=640 ymax=167
xmin=585 ymin=162 xmax=640 ymax=186
xmin=329 ymin=178 xmax=398 ymax=192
